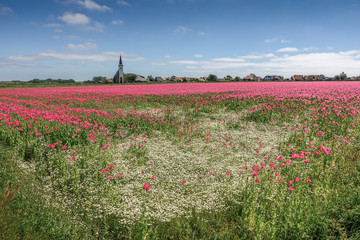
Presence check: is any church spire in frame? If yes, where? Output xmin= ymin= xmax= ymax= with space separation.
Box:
xmin=119 ymin=55 xmax=123 ymax=65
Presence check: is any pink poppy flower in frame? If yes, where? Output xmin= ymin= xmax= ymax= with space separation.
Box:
xmin=288 ymin=187 xmax=295 ymax=191
xmin=306 ymin=178 xmax=311 ymax=183
xmin=255 ymin=178 xmax=260 ymax=183
xmin=143 ymin=183 xmax=151 ymax=191
xmin=182 ymin=180 xmax=186 ymax=184
xmin=226 ymin=171 xmax=230 ymax=175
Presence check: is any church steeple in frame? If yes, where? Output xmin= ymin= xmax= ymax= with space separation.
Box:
xmin=118 ymin=54 xmax=124 ymax=83
xmin=119 ymin=55 xmax=123 ymax=65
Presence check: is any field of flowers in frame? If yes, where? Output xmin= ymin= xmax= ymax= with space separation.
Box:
xmin=1 ymin=82 xmax=360 ymax=239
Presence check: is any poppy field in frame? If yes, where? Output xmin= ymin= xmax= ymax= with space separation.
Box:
xmin=1 ymin=82 xmax=360 ymax=239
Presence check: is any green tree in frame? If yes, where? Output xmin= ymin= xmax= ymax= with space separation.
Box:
xmin=147 ymin=75 xmax=155 ymax=82
xmin=234 ymin=76 xmax=241 ymax=81
xmin=334 ymin=72 xmax=347 ymax=81
xmin=92 ymin=76 xmax=106 ymax=83
xmin=30 ymin=78 xmax=41 ymax=83
xmin=207 ymin=74 xmax=218 ymax=82
xmin=225 ymin=75 xmax=233 ymax=81
xmin=125 ymin=73 xmax=137 ymax=83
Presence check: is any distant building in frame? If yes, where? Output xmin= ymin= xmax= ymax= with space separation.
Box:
xmin=263 ymin=75 xmax=284 ymax=81
xmin=291 ymin=75 xmax=303 ymax=81
xmin=113 ymin=55 xmax=126 ymax=83
xmin=135 ymin=75 xmax=149 ymax=82
xmin=155 ymin=76 xmax=164 ymax=82
xmin=304 ymin=75 xmax=319 ymax=80
xmin=243 ymin=74 xmax=261 ymax=81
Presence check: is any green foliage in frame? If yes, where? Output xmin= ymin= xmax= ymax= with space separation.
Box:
xmin=207 ymin=74 xmax=218 ymax=82
xmin=29 ymin=78 xmax=76 ymax=84
xmin=147 ymin=75 xmax=155 ymax=82
xmin=225 ymin=75 xmax=233 ymax=81
xmin=92 ymin=76 xmax=107 ymax=83
xmin=126 ymin=73 xmax=137 ymax=83
xmin=335 ymin=72 xmax=347 ymax=81
xmin=0 ymin=89 xmax=359 ymax=239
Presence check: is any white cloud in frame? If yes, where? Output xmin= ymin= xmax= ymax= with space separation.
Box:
xmin=117 ymin=0 xmax=130 ymax=6
xmin=265 ymin=36 xmax=291 ymax=44
xmin=0 ymin=4 xmax=13 ymax=15
xmin=212 ymin=57 xmax=245 ymax=62
xmin=152 ymin=62 xmax=167 ymax=66
xmin=174 ymin=26 xmax=191 ymax=34
xmin=280 ymin=39 xmax=291 ymax=44
xmin=198 ymin=32 xmax=206 ymax=36
xmin=165 ymin=55 xmax=172 ymax=59
xmin=303 ymin=47 xmax=319 ymax=51
xmin=112 ymin=20 xmax=124 ymax=25
xmin=66 ymin=42 xmax=98 ymax=51
xmin=276 ymin=47 xmax=300 ymax=53
xmin=242 ymin=53 xmax=275 ymax=59
xmin=43 ymin=23 xmax=63 ymax=28
xmin=59 ymin=12 xmax=90 ymax=25
xmin=169 ymin=60 xmax=199 ymax=64
xmin=166 ymin=50 xmax=360 ymax=77
xmin=7 ymin=51 xmax=146 ymax=62
xmin=194 ymin=54 xmax=203 ymax=58
xmin=53 ymin=35 xmax=80 ymax=40
xmin=85 ymin=21 xmax=105 ymax=32
xmin=77 ymin=0 xmax=112 ymax=11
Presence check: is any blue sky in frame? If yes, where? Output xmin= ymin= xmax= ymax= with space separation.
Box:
xmin=1 ymin=0 xmax=360 ymax=81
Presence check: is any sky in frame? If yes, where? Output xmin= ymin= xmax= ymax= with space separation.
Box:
xmin=1 ymin=0 xmax=360 ymax=81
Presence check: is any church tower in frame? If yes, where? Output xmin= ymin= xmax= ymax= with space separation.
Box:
xmin=118 ymin=55 xmax=124 ymax=84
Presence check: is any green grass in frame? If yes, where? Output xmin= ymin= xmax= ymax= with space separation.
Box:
xmin=0 ymin=91 xmax=359 ymax=239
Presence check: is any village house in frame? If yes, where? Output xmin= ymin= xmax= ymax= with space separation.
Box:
xmin=154 ymin=76 xmax=164 ymax=82
xmin=291 ymin=75 xmax=303 ymax=81
xmin=135 ymin=75 xmax=149 ymax=82
xmin=243 ymin=74 xmax=261 ymax=81
xmin=263 ymin=75 xmax=284 ymax=81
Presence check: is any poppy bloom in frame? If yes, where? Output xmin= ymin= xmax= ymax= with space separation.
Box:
xmin=208 ymin=172 xmax=213 ymax=175
xmin=306 ymin=178 xmax=311 ymax=183
xmin=226 ymin=171 xmax=230 ymax=175
xmin=288 ymin=187 xmax=295 ymax=191
xmin=116 ymin=174 xmax=122 ymax=178
xmin=143 ymin=182 xmax=151 ymax=191
xmin=108 ymin=176 xmax=113 ymax=180
xmin=182 ymin=180 xmax=186 ymax=184
xmin=71 ymin=157 xmax=76 ymax=161
xmin=294 ymin=177 xmax=299 ymax=182
xmin=255 ymin=178 xmax=260 ymax=183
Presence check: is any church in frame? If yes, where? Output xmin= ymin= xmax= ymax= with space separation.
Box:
xmin=113 ymin=55 xmax=126 ymax=83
